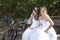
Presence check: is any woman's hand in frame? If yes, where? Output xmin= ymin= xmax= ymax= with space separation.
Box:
xmin=31 ymin=13 xmax=33 ymax=18
xmin=30 ymin=28 xmax=34 ymax=30
xmin=44 ymin=30 xmax=48 ymax=33
xmin=30 ymin=27 xmax=35 ymax=30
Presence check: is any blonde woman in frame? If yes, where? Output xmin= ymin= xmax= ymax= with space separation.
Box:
xmin=39 ymin=6 xmax=57 ymax=40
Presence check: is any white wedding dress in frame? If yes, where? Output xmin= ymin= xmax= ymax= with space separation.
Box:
xmin=22 ymin=17 xmax=50 ymax=40
xmin=39 ymin=17 xmax=57 ymax=40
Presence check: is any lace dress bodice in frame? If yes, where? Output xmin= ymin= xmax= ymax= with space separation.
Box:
xmin=40 ymin=17 xmax=50 ymax=30
xmin=30 ymin=17 xmax=40 ymax=28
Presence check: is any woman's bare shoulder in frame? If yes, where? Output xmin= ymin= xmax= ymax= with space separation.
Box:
xmin=44 ymin=14 xmax=52 ymax=21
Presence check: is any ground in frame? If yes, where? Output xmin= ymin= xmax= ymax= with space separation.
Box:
xmin=0 ymin=29 xmax=60 ymax=40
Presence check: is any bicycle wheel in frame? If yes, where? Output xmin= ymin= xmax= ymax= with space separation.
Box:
xmin=10 ymin=29 xmax=18 ymax=40
xmin=2 ymin=31 xmax=12 ymax=40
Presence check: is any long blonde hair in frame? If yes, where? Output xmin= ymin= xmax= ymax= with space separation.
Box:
xmin=40 ymin=6 xmax=48 ymax=14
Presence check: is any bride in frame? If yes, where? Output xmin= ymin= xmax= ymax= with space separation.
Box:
xmin=22 ymin=7 xmax=49 ymax=40
xmin=39 ymin=6 xmax=57 ymax=40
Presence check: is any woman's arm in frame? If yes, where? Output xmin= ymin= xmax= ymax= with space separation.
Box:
xmin=44 ymin=14 xmax=54 ymax=32
xmin=27 ymin=14 xmax=33 ymax=24
xmin=39 ymin=17 xmax=42 ymax=26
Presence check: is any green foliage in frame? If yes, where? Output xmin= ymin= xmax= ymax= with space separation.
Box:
xmin=0 ymin=0 xmax=60 ymax=20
